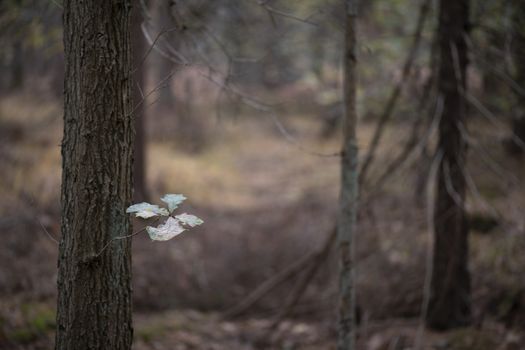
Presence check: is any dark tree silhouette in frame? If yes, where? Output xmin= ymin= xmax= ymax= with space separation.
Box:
xmin=509 ymin=0 xmax=525 ymax=155
xmin=337 ymin=0 xmax=358 ymax=348
xmin=426 ymin=0 xmax=471 ymax=330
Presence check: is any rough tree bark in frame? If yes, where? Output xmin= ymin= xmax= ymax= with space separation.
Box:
xmin=426 ymin=0 xmax=471 ymax=330
xmin=337 ymin=0 xmax=358 ymax=349
xmin=56 ymin=1 xmax=134 ymax=349
xmin=132 ymin=0 xmax=149 ymax=202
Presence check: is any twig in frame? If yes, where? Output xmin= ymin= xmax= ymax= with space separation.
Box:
xmin=462 ymin=162 xmax=501 ymax=219
xmin=465 ymin=91 xmax=525 ymax=151
xmin=221 ymin=248 xmax=319 ymax=319
xmin=443 ymin=159 xmax=466 ymax=208
xmin=197 ymin=71 xmax=342 ymax=158
xmin=466 ymin=36 xmax=525 ymax=98
xmin=132 ymin=25 xmax=179 ymax=74
xmin=450 ymin=43 xmax=525 ymax=152
xmin=128 ymin=68 xmax=180 ymax=118
xmin=36 ymin=216 xmax=59 ymax=244
xmin=268 ymin=111 xmax=341 ymax=157
xmin=94 ymin=217 xmax=161 ymax=257
xmin=49 ymin=0 xmax=63 ymax=9
xmin=254 ymin=0 xmax=318 ymax=26
xmin=140 ymin=0 xmax=340 ymax=159
xmin=364 ymin=95 xmax=443 ymax=202
xmin=141 ymin=23 xmax=189 ymax=65
xmin=268 ymin=227 xmax=336 ymax=328
xmin=25 ymin=193 xmax=59 ymax=244
xmin=369 ymin=92 xmax=441 ymax=193
xmin=458 ymin=121 xmax=519 ymax=186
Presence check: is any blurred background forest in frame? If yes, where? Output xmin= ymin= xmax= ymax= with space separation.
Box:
xmin=0 ymin=0 xmax=524 ymax=349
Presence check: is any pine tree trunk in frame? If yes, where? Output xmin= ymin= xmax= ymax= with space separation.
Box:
xmin=10 ymin=40 xmax=24 ymax=91
xmin=426 ymin=0 xmax=471 ymax=330
xmin=509 ymin=0 xmax=525 ymax=155
xmin=132 ymin=0 xmax=149 ymax=202
xmin=337 ymin=0 xmax=358 ymax=349
xmin=153 ymin=0 xmax=175 ymax=112
xmin=56 ymin=1 xmax=134 ymax=349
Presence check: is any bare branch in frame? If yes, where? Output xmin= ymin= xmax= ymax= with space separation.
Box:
xmin=254 ymin=0 xmax=318 ymax=26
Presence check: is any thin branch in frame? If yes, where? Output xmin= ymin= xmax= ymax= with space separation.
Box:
xmin=364 ymin=95 xmax=443 ymax=202
xmin=254 ymin=0 xmax=318 ymax=26
xmin=464 ymin=90 xmax=525 ymax=151
xmin=198 ymin=71 xmax=342 ymax=158
xmin=49 ymin=0 xmax=63 ymax=9
xmin=221 ymin=247 xmax=321 ymax=319
xmin=458 ymin=121 xmax=519 ymax=186
xmin=36 ymin=216 xmax=59 ymax=244
xmin=140 ymin=8 xmax=340 ymax=159
xmin=24 ymin=194 xmax=59 ymax=244
xmin=132 ymin=25 xmax=179 ymax=73
xmin=95 ymin=217 xmax=161 ymax=257
xmin=466 ymin=35 xmax=525 ymax=98
xmin=369 ymin=94 xmax=442 ymax=193
xmin=443 ymin=159 xmax=466 ymax=208
xmin=128 ymin=68 xmax=180 ymax=118
xmin=269 ymin=111 xmax=342 ymax=157
xmin=462 ymin=163 xmax=501 ymax=219
xmin=141 ymin=23 xmax=189 ymax=65
xmin=268 ymin=227 xmax=336 ymax=328
xmin=450 ymin=42 xmax=525 ymax=152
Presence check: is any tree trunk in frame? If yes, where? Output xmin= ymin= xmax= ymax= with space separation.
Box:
xmin=10 ymin=40 xmax=24 ymax=91
xmin=426 ymin=0 xmax=471 ymax=330
xmin=153 ymin=0 xmax=175 ymax=112
xmin=56 ymin=1 xmax=134 ymax=349
xmin=509 ymin=0 xmax=525 ymax=155
xmin=337 ymin=1 xmax=358 ymax=349
xmin=132 ymin=0 xmax=149 ymax=202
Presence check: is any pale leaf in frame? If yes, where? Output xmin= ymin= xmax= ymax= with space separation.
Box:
xmin=175 ymin=213 xmax=204 ymax=227
xmin=126 ymin=202 xmax=169 ymax=218
xmin=160 ymin=194 xmax=187 ymax=213
xmin=146 ymin=217 xmax=186 ymax=241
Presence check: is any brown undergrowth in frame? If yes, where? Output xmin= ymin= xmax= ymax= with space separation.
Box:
xmin=0 ymin=94 xmax=524 ymax=349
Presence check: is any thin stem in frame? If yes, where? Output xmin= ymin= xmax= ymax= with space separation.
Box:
xmin=95 ymin=217 xmax=161 ymax=257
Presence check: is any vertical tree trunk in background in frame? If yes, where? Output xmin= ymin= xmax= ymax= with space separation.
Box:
xmin=153 ymin=0 xmax=175 ymax=112
xmin=56 ymin=1 xmax=133 ymax=349
xmin=310 ymin=26 xmax=326 ymax=81
xmin=132 ymin=0 xmax=149 ymax=202
xmin=426 ymin=0 xmax=471 ymax=330
xmin=337 ymin=0 xmax=358 ymax=349
xmin=510 ymin=0 xmax=525 ymax=155
xmin=10 ymin=40 xmax=24 ymax=91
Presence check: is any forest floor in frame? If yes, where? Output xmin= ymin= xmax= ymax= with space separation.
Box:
xmin=0 ymin=93 xmax=524 ymax=349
